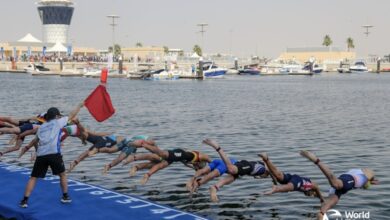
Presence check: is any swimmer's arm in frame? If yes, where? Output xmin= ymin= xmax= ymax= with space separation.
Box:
xmin=313 ymin=183 xmax=325 ymax=203
xmin=203 ymin=139 xmax=237 ymax=174
xmin=68 ymin=101 xmax=84 ymax=121
xmin=19 ymin=137 xmax=39 ymax=158
xmin=182 ymin=162 xmax=195 ymax=170
xmin=193 ymin=166 xmax=210 ymax=178
xmin=264 ymin=183 xmax=294 ymax=195
xmin=18 ymin=127 xmax=38 ymax=139
xmin=319 ymin=195 xmax=339 ymax=216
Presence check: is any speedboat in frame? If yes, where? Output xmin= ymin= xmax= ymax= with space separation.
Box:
xmin=349 ymin=61 xmax=368 ymax=73
xmin=60 ymin=68 xmax=85 ymax=77
xmin=152 ymin=70 xmax=180 ymax=80
xmin=337 ymin=63 xmax=351 ymax=73
xmin=202 ymin=62 xmax=227 ymax=79
xmin=238 ymin=64 xmax=260 ymax=75
xmin=128 ymin=69 xmax=165 ymax=80
xmin=302 ymin=62 xmax=323 ymax=74
xmin=24 ymin=63 xmax=58 ymax=76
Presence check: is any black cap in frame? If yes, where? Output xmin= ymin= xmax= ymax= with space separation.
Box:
xmin=45 ymin=107 xmax=62 ymax=121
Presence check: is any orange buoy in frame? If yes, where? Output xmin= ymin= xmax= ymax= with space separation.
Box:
xmin=100 ymin=68 xmax=108 ymax=84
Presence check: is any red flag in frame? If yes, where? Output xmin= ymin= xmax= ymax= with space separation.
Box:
xmin=84 ymin=85 xmax=115 ymax=122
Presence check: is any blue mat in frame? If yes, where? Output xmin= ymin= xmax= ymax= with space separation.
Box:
xmin=0 ymin=162 xmax=208 ymax=220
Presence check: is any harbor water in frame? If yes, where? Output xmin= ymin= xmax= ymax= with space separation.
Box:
xmin=0 ymin=73 xmax=389 ymax=219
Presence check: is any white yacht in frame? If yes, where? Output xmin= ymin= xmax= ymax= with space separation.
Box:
xmin=349 ymin=61 xmax=368 ymax=73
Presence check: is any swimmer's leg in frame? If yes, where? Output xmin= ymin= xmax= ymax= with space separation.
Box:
xmin=68 ymin=150 xmax=89 ymax=172
xmin=140 ymin=142 xmax=169 ymax=159
xmin=209 ymin=174 xmax=235 ymax=203
xmin=318 ymin=194 xmax=339 ymax=220
xmin=129 ymin=162 xmax=155 ymax=177
xmin=102 ymin=152 xmax=127 ymax=174
xmin=258 ymin=153 xmax=284 ymax=182
xmin=140 ymin=160 xmax=169 ymax=185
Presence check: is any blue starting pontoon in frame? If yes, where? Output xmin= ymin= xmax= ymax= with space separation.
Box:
xmin=0 ymin=162 xmax=208 ymax=220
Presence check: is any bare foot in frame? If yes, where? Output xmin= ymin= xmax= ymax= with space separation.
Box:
xmin=88 ymin=148 xmax=99 ymax=157
xmin=129 ymin=166 xmax=138 ymax=177
xmin=202 ymin=139 xmax=220 ymax=150
xmin=300 ymin=150 xmax=318 ymax=163
xmin=258 ymin=153 xmax=268 ymax=162
xmin=68 ymin=160 xmax=78 ymax=172
xmin=102 ymin=164 xmax=111 ymax=175
xmin=140 ymin=174 xmax=150 ymax=185
xmin=209 ymin=186 xmax=219 ymax=202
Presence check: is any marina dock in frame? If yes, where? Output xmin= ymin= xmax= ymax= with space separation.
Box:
xmin=0 ymin=162 xmax=207 ymax=220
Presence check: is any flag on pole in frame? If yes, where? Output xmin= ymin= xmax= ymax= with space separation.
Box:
xmin=84 ymin=69 xmax=115 ymax=122
xmin=67 ymin=45 xmax=72 ymax=57
xmin=13 ymin=47 xmax=17 ymax=60
xmin=42 ymin=46 xmax=46 ymax=56
xmin=27 ymin=46 xmax=31 ymax=57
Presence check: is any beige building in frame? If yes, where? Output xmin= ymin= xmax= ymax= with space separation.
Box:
xmin=278 ymin=47 xmax=356 ymax=63
xmin=121 ymin=47 xmax=165 ymax=61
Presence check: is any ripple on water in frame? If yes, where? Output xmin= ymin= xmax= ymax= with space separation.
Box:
xmin=1 ymin=73 xmax=390 ymax=219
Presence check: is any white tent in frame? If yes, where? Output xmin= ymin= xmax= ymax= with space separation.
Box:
xmin=17 ymin=33 xmax=42 ymax=43
xmin=191 ymin=52 xmax=200 ymax=58
xmin=47 ymin=42 xmax=67 ymax=53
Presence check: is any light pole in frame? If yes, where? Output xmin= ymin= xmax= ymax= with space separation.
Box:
xmin=362 ymin=25 xmax=373 ymax=37
xmin=362 ymin=24 xmax=373 ymax=59
xmin=197 ymin=23 xmax=208 ymax=55
xmin=107 ymin=15 xmax=120 ymax=56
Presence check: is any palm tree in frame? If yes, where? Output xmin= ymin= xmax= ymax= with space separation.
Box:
xmin=135 ymin=42 xmax=143 ymax=47
xmin=193 ymin=45 xmax=202 ymax=56
xmin=346 ymin=37 xmax=355 ymax=52
xmin=108 ymin=44 xmax=121 ymax=56
xmin=322 ymin=35 xmax=333 ymax=48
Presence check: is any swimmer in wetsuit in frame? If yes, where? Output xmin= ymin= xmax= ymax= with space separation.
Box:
xmin=101 ymin=135 xmax=155 ymax=174
xmin=258 ymin=153 xmax=324 ymax=202
xmin=0 ymin=114 xmax=46 ymax=157
xmin=202 ymin=139 xmax=269 ymax=202
xmin=186 ymin=158 xmax=237 ymax=195
xmin=122 ymin=141 xmax=211 ymax=185
xmin=300 ymin=150 xmax=378 ymax=220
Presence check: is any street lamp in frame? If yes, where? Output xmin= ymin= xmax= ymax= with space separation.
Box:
xmin=362 ymin=25 xmax=374 ymax=37
xmin=107 ymin=15 xmax=120 ymax=56
xmin=197 ymin=23 xmax=208 ymax=54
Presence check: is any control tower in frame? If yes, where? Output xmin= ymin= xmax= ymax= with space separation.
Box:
xmin=37 ymin=0 xmax=74 ymax=44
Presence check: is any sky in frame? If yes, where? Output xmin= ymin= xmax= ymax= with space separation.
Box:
xmin=0 ymin=0 xmax=389 ymax=58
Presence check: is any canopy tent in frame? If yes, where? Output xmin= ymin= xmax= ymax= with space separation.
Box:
xmin=17 ymin=33 xmax=42 ymax=43
xmin=191 ymin=52 xmax=200 ymax=58
xmin=47 ymin=41 xmax=67 ymax=53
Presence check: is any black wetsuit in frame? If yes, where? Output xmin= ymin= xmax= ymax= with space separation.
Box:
xmin=234 ymin=160 xmax=266 ymax=178
xmin=87 ymin=134 xmax=117 ymax=150
xmin=166 ymin=149 xmax=197 ymax=164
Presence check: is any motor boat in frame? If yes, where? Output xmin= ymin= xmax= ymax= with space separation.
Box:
xmin=128 ymin=69 xmax=165 ymax=80
xmin=238 ymin=64 xmax=260 ymax=75
xmin=60 ymin=68 xmax=85 ymax=77
xmin=337 ymin=63 xmax=351 ymax=73
xmin=24 ymin=63 xmax=58 ymax=76
xmin=202 ymin=62 xmax=227 ymax=79
xmin=152 ymin=70 xmax=180 ymax=80
xmin=349 ymin=61 xmax=368 ymax=73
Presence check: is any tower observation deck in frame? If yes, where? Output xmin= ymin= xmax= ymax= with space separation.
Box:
xmin=37 ymin=0 xmax=74 ymax=45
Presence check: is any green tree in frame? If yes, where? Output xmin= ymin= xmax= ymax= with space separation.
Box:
xmin=136 ymin=42 xmax=143 ymax=47
xmin=322 ymin=35 xmax=333 ymax=47
xmin=193 ymin=45 xmax=202 ymax=56
xmin=108 ymin=44 xmax=121 ymax=56
xmin=346 ymin=37 xmax=355 ymax=52
xmin=163 ymin=46 xmax=169 ymax=54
